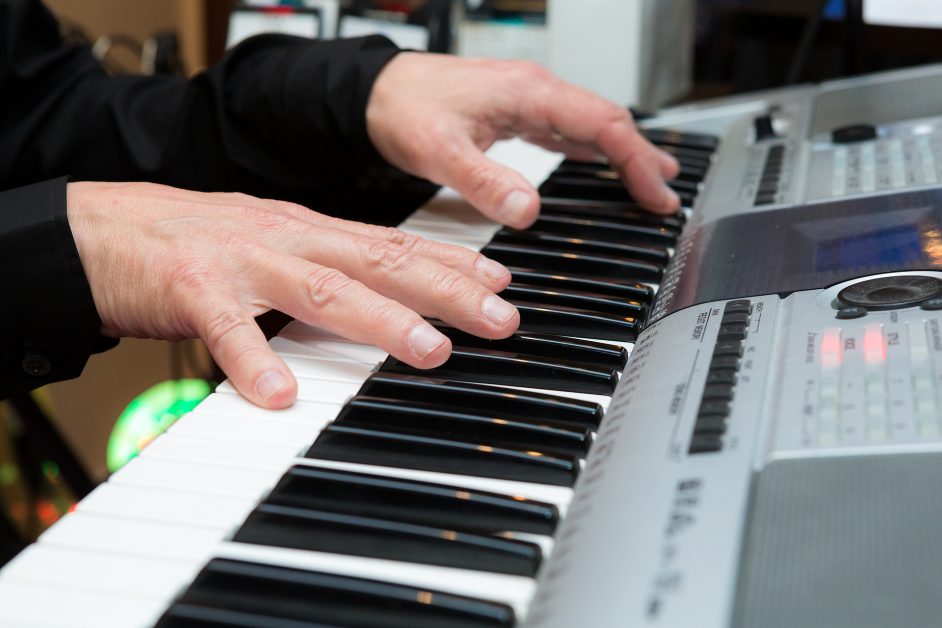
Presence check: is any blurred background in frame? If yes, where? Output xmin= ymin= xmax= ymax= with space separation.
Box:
xmin=2 ymin=0 xmax=941 ymax=563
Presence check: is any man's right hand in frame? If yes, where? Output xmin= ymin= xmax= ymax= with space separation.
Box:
xmin=67 ymin=181 xmax=519 ymax=409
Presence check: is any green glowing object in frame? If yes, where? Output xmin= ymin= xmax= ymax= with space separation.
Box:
xmin=107 ymin=379 xmax=213 ymax=473
xmin=41 ymin=460 xmax=60 ymax=481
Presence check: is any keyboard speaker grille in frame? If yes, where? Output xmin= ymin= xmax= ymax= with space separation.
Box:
xmin=733 ymin=453 xmax=942 ymax=628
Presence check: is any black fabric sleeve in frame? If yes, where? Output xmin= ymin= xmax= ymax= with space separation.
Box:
xmin=0 ymin=177 xmax=117 ymax=399
xmin=0 ymin=0 xmax=439 ymax=398
xmin=0 ymin=0 xmax=437 ymax=223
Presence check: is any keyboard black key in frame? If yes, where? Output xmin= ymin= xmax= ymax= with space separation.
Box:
xmin=307 ymin=425 xmax=580 ymax=486
xmin=552 ymin=163 xmax=622 ymax=180
xmin=643 ymin=128 xmax=720 ymax=152
xmin=336 ymin=397 xmax=592 ymax=457
xmin=500 ymin=284 xmax=646 ymax=318
xmin=492 ymin=229 xmax=670 ymax=265
xmin=507 ymin=268 xmax=654 ymax=303
xmin=668 ymin=178 xmax=701 ymax=195
xmin=156 ymin=559 xmax=515 ymax=628
xmin=540 ymin=198 xmax=686 ymax=231
xmin=233 ymin=503 xmax=543 ymax=577
xmin=266 ymin=466 xmax=559 ymax=535
xmin=431 ymin=325 xmax=628 ymax=371
xmin=482 ymin=243 xmax=663 ymax=282
xmin=520 ymin=214 xmax=678 ymax=247
xmin=358 ymin=373 xmax=604 ymax=430
xmin=674 ymin=163 xmax=710 ymax=182
xmin=539 ymin=176 xmax=638 ymax=204
xmin=382 ymin=349 xmax=618 ymax=396
xmin=513 ymin=302 xmax=640 ymax=342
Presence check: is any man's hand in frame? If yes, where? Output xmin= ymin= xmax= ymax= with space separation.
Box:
xmin=366 ymin=53 xmax=681 ymax=230
xmin=67 ymin=182 xmax=519 ymax=409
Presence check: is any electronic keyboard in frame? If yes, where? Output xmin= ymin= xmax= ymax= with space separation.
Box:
xmin=5 ymin=62 xmax=942 ymax=628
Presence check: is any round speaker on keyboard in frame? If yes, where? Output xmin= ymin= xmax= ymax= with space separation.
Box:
xmin=836 ymin=274 xmax=942 ymax=311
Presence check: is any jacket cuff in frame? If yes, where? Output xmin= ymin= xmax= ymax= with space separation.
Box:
xmin=0 ymin=177 xmax=116 ymax=398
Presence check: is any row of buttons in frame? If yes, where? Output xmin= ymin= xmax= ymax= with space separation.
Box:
xmin=754 ymin=145 xmax=785 ymax=206
xmin=688 ymin=300 xmax=752 ymax=454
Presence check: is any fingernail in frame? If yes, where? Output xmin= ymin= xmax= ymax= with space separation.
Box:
xmin=498 ymin=190 xmax=532 ymax=224
xmin=408 ymin=324 xmax=447 ymax=359
xmin=256 ymin=370 xmax=288 ymax=401
xmin=476 ymin=256 xmax=510 ymax=282
xmin=483 ymin=295 xmax=517 ymax=326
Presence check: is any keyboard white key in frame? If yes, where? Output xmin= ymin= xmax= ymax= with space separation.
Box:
xmin=168 ymin=410 xmax=335 ymax=446
xmin=109 ymin=457 xmax=284 ymax=498
xmin=38 ymin=514 xmax=224 ymax=563
xmin=78 ymin=483 xmax=257 ymax=529
xmin=0 ymin=545 xmax=200 ymax=600
xmin=0 ymin=582 xmax=168 ymax=628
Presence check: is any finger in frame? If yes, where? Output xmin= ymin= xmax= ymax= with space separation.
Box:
xmin=252 ymin=252 xmax=455 ymax=370
xmin=656 ymin=148 xmax=681 ymax=179
xmin=188 ymin=292 xmax=298 ymax=409
xmin=424 ymin=129 xmax=541 ymax=229
xmin=292 ymin=219 xmax=513 ymax=292
xmin=516 ymin=78 xmax=680 ymax=213
xmin=255 ymin=228 xmax=519 ymax=339
xmin=191 ymin=194 xmax=514 ymax=293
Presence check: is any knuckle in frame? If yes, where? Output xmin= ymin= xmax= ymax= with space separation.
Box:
xmin=428 ymin=270 xmax=468 ymax=308
xmin=364 ymin=239 xmax=413 ymax=272
xmin=239 ymin=205 xmax=291 ymax=229
xmin=202 ymin=309 xmax=249 ymax=350
xmin=272 ymin=200 xmax=311 ymax=220
xmin=466 ymin=162 xmax=503 ymax=200
xmin=304 ymin=267 xmax=352 ymax=308
xmin=383 ymin=228 xmax=422 ymax=252
xmin=505 ymin=59 xmax=545 ymax=81
xmin=167 ymin=257 xmax=214 ymax=293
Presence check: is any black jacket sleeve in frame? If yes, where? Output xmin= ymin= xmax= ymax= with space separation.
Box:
xmin=0 ymin=0 xmax=438 ymax=399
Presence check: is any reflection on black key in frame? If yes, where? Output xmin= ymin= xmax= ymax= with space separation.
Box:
xmin=513 ymin=302 xmax=639 ymax=342
xmin=492 ymin=230 xmax=670 ymax=265
xmin=553 ymin=163 xmax=622 ymax=179
xmin=668 ymin=178 xmax=700 ymax=195
xmin=540 ymin=199 xmax=685 ymax=230
xmin=501 ymin=284 xmax=646 ymax=318
xmin=674 ymin=163 xmax=709 ymax=182
xmin=507 ymin=268 xmax=654 ymax=303
xmin=432 ymin=325 xmax=628 ymax=371
xmin=267 ymin=466 xmax=559 ymax=535
xmin=156 ymin=559 xmax=515 ymax=628
xmin=482 ymin=242 xmax=662 ymax=282
xmin=358 ymin=373 xmax=604 ymax=430
xmin=382 ymin=349 xmax=618 ymax=395
xmin=337 ymin=397 xmax=592 ymax=457
xmin=234 ymin=503 xmax=542 ymax=576
xmin=561 ymin=155 xmax=710 ymax=179
xmin=541 ymin=175 xmax=697 ymax=208
xmin=652 ymin=144 xmax=714 ymax=165
xmin=521 ymin=214 xmax=678 ymax=247
xmin=307 ymin=424 xmax=580 ymax=486
xmin=643 ymin=128 xmax=720 ymax=151
xmin=539 ymin=176 xmax=635 ymax=203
